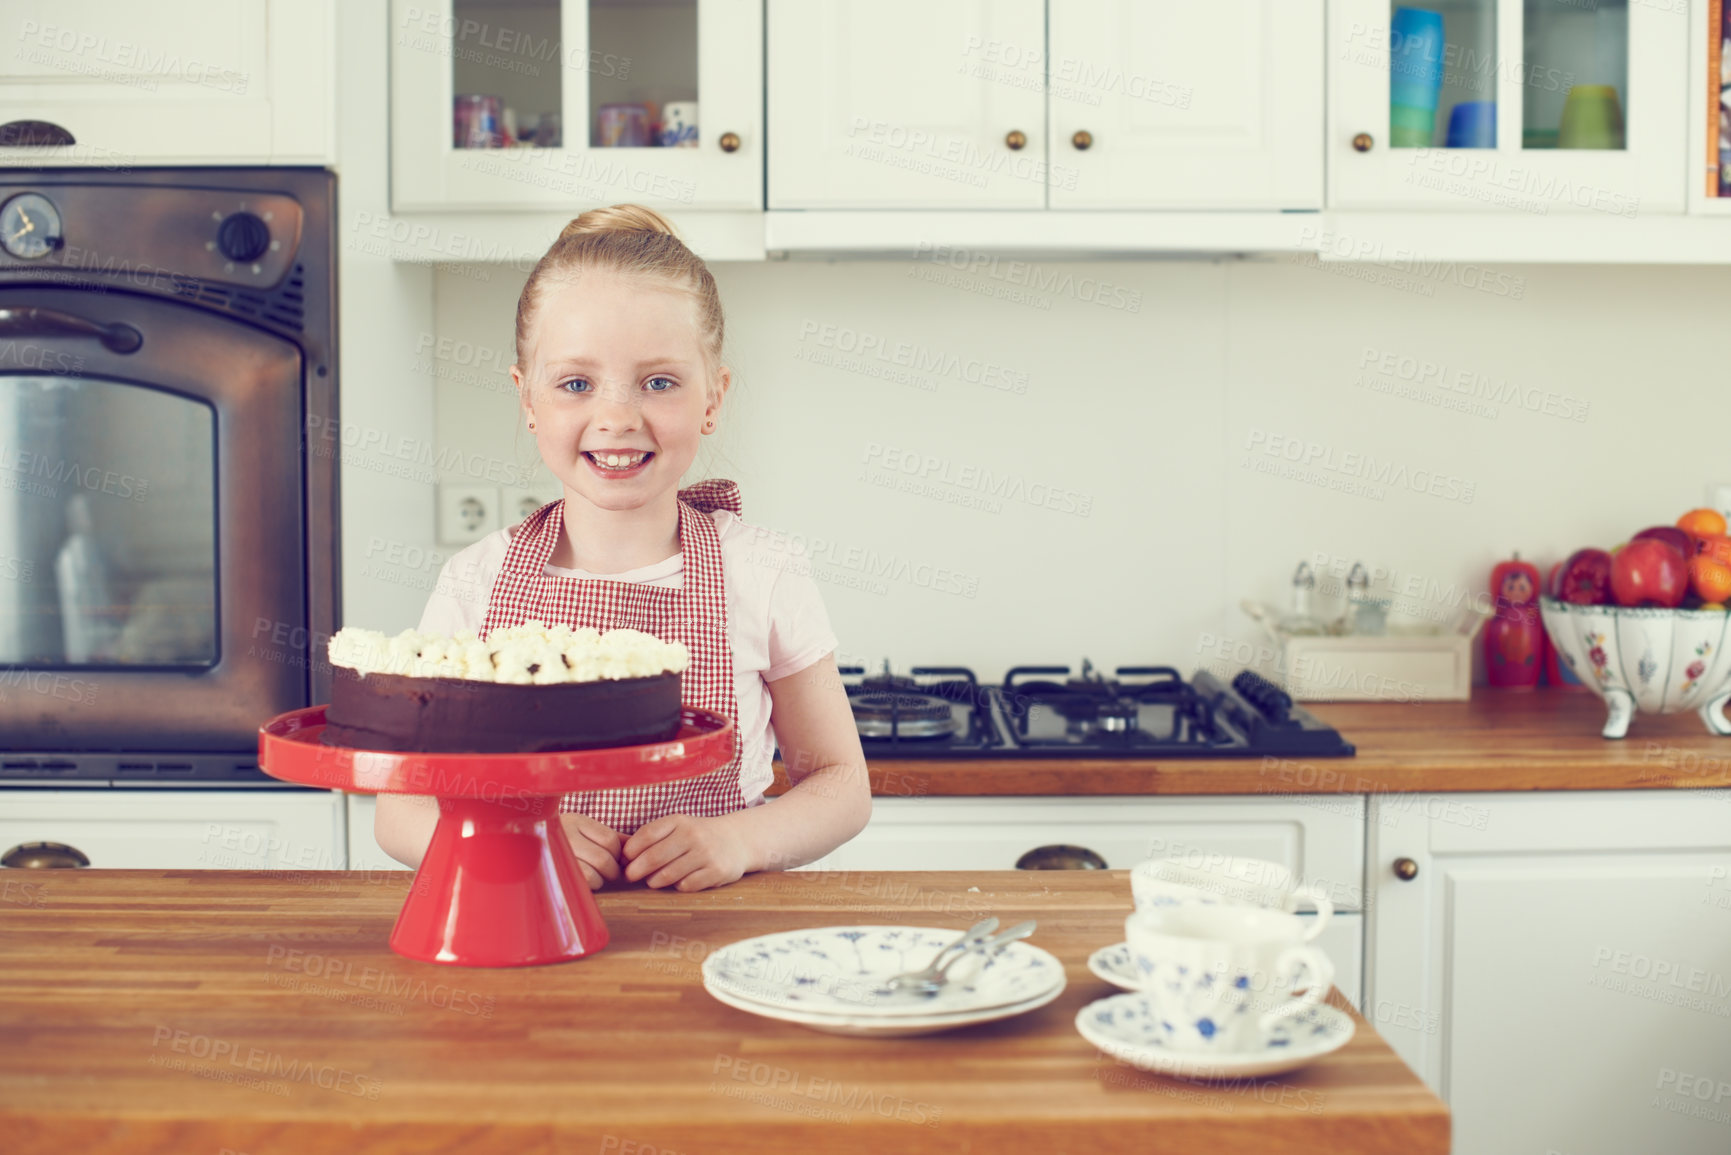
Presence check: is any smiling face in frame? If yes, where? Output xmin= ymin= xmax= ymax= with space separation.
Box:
xmin=513 ymin=268 xmax=727 ymax=513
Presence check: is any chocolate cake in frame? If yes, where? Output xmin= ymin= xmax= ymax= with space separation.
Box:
xmin=322 ymin=623 xmax=688 ymax=754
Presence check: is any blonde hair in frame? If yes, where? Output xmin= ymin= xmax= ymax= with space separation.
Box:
xmin=513 ymin=204 xmax=725 ymax=380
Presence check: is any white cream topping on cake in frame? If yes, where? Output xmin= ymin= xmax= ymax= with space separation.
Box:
xmin=327 ymin=621 xmax=689 ymax=685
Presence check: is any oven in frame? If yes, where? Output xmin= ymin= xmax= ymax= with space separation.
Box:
xmin=0 ymin=168 xmax=336 ymax=785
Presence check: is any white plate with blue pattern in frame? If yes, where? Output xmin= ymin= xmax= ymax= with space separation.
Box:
xmin=701 ymin=924 xmax=1064 ymax=1017
xmin=1075 ymin=991 xmax=1355 ymax=1080
xmin=704 ymin=971 xmax=1067 ymax=1037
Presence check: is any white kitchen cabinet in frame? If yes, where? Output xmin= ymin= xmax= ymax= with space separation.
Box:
xmin=1048 ymin=0 xmax=1324 ymax=209
xmin=390 ymin=0 xmax=761 ymax=212
xmin=0 ymin=789 xmax=346 ymax=869
xmin=1367 ymin=789 xmax=1731 ymax=1155
xmin=771 ymin=0 xmax=1322 ymax=212
xmin=1328 ymin=0 xmax=1688 ymax=212
xmin=768 ymin=0 xmax=1046 ymax=209
xmin=0 ymin=0 xmax=334 ymax=167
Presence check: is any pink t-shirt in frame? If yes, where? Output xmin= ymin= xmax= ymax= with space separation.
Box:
xmin=416 ymin=508 xmax=838 ymax=806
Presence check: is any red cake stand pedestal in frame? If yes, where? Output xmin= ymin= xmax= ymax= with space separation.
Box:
xmin=258 ymin=706 xmax=734 ymax=968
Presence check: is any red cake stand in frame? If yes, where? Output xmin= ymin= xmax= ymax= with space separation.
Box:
xmin=258 ymin=706 xmax=734 ymax=968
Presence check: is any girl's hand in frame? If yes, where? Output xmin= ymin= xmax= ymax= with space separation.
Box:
xmin=558 ymin=812 xmax=625 ymax=890
xmin=621 ymin=814 xmax=752 ymax=892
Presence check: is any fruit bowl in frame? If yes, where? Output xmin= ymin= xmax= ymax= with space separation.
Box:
xmin=1538 ymin=597 xmax=1731 ymax=739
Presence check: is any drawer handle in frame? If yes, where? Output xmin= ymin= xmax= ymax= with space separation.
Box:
xmin=1005 ymin=129 xmax=1027 ymax=150
xmin=1393 ymin=857 xmax=1419 ymax=881
xmin=1071 ymin=130 xmax=1094 ymax=151
xmin=1352 ymin=132 xmax=1375 ymax=153
xmin=1016 ymin=844 xmax=1107 ymax=870
xmin=2 ymin=841 xmax=90 ymax=869
xmin=0 ymin=119 xmax=75 ymax=147
xmin=718 ymin=132 xmax=741 ymax=153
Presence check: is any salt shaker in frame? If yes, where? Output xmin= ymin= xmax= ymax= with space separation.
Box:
xmin=1280 ymin=562 xmax=1326 ymax=636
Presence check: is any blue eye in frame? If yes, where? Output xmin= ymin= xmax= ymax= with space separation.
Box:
xmin=645 ymin=376 xmax=677 ymax=393
xmin=557 ymin=378 xmax=591 ymax=394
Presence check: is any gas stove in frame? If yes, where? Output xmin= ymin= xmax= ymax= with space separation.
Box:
xmin=836 ymin=662 xmax=1354 ymax=759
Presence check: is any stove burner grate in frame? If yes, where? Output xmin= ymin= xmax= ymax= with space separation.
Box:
xmin=850 ymin=691 xmax=958 ymax=739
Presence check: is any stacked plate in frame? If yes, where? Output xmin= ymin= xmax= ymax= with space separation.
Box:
xmin=700 ymin=925 xmax=1067 ymax=1037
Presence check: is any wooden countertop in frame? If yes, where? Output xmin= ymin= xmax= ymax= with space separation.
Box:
xmin=772 ymin=691 xmax=1731 ymax=796
xmin=0 ymin=870 xmax=1447 ymax=1154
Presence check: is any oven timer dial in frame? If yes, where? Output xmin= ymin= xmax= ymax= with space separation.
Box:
xmin=216 ymin=211 xmax=271 ymax=263
xmin=1 ymin=192 xmax=64 ymax=260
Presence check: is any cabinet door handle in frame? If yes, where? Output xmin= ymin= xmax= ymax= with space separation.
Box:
xmin=718 ymin=132 xmax=741 ymax=153
xmin=2 ymin=841 xmax=90 ymax=868
xmin=1352 ymin=132 xmax=1375 ymax=153
xmin=1016 ymin=844 xmax=1108 ymax=870
xmin=1393 ymin=857 xmax=1419 ymax=881
xmin=1071 ymin=130 xmax=1094 ymax=151
xmin=1004 ymin=130 xmax=1027 ymax=151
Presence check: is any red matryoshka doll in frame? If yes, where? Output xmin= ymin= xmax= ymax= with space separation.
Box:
xmin=1484 ymin=553 xmax=1543 ymax=690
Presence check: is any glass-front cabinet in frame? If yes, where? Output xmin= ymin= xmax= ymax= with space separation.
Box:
xmin=390 ymin=0 xmax=761 ymax=211
xmin=1328 ymin=0 xmax=1688 ymax=210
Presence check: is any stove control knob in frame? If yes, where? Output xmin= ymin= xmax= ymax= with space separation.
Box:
xmin=217 ymin=211 xmax=271 ymax=263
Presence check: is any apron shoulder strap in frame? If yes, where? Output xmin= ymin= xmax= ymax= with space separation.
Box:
xmin=676 ymin=479 xmax=742 ymax=516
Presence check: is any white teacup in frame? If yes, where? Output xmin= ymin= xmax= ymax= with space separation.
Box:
xmin=1131 ymin=854 xmax=1334 ymax=941
xmin=1124 ymin=905 xmax=1335 ymax=1053
xmin=1129 ymin=877 xmax=1231 ymax=913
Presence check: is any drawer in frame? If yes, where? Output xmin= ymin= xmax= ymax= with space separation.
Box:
xmin=805 ymin=795 xmax=1366 ymax=910
xmin=0 ymin=789 xmax=346 ymax=870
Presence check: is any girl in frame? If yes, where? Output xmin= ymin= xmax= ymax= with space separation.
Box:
xmin=374 ymin=204 xmax=871 ymax=892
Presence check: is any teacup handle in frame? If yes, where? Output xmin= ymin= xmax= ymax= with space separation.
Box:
xmin=1286 ymin=883 xmax=1334 ymax=941
xmin=1257 ymin=946 xmax=1335 ymax=1032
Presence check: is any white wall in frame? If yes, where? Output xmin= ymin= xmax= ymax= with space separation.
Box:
xmin=379 ymin=253 xmax=1725 ymax=682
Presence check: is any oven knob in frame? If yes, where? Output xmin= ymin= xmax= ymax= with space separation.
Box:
xmin=216 ymin=211 xmax=271 ymax=262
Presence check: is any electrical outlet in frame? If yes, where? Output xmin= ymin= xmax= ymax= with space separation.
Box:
xmin=437 ymin=485 xmax=500 ymax=546
xmin=501 ymin=486 xmax=558 ymax=526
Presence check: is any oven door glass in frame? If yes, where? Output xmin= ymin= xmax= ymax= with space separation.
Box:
xmin=0 ymin=286 xmax=305 ymax=751
xmin=0 ymin=375 xmax=216 ymax=667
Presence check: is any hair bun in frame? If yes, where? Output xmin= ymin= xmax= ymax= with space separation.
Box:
xmin=558 ymin=204 xmax=681 ymax=242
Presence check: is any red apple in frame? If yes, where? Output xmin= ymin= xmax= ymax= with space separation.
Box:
xmin=1610 ymin=539 xmax=1688 ymax=607
xmin=1631 ymin=525 xmax=1693 ymax=561
xmin=1556 ymin=548 xmax=1613 ymax=605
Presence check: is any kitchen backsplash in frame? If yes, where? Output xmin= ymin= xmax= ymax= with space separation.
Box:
xmin=343 ymin=251 xmax=1726 ymax=682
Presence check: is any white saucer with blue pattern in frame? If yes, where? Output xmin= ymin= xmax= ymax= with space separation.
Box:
xmin=702 ymin=925 xmax=1065 ymax=1017
xmin=1075 ymin=991 xmax=1356 ymax=1079
xmin=1087 ymin=942 xmax=1146 ymax=991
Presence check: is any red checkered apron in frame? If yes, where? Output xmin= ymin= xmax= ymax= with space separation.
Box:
xmin=479 ymin=479 xmax=744 ymax=834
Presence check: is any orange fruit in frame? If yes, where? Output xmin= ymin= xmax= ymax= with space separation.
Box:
xmin=1691 ymin=555 xmax=1731 ymax=604
xmin=1678 ymin=508 xmax=1728 ymax=537
xmin=1696 ymin=533 xmax=1731 ymax=566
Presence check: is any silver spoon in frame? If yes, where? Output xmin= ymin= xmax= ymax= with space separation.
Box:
xmin=885 ymin=919 xmax=1038 ymax=997
xmin=882 ymin=918 xmax=998 ymax=994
